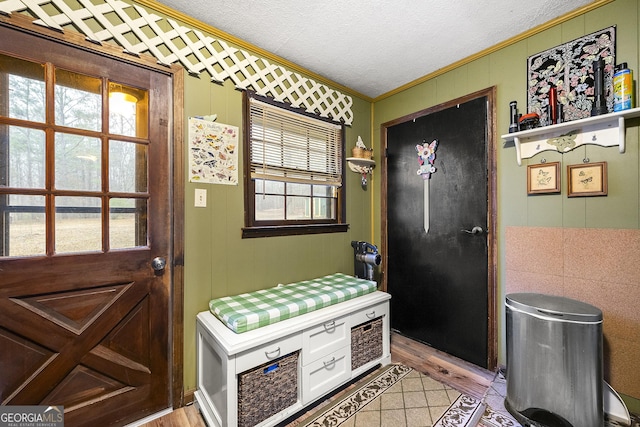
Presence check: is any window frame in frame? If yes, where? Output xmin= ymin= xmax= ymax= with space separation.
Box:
xmin=242 ymin=91 xmax=347 ymax=238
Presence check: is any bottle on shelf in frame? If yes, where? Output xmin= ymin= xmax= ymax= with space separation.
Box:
xmin=613 ymin=63 xmax=633 ymax=112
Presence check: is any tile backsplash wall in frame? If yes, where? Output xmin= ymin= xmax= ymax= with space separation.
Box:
xmin=505 ymin=226 xmax=640 ymax=399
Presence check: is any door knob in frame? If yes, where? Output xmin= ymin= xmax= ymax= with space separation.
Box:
xmin=152 ymin=257 xmax=167 ymax=271
xmin=462 ymin=226 xmax=484 ymax=235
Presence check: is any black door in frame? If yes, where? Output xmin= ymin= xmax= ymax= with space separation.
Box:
xmin=386 ymin=96 xmax=489 ymax=368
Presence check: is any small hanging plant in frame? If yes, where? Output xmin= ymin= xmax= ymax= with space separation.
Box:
xmin=416 ymin=139 xmax=438 ymax=179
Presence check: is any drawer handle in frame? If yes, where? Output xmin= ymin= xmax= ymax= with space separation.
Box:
xmin=324 ymin=320 xmax=336 ymax=330
xmin=366 ymin=310 xmax=376 ymax=319
xmin=265 ymin=347 xmax=281 ymax=358
xmin=323 ymin=357 xmax=336 ymax=367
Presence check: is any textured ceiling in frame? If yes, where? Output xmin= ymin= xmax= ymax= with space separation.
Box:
xmin=155 ymin=0 xmax=596 ymax=99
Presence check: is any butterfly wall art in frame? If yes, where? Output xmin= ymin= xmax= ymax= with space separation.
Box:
xmin=189 ymin=117 xmax=239 ymax=185
xmin=416 ymin=139 xmax=439 ymax=234
xmin=527 ymin=162 xmax=561 ymax=195
xmin=416 ymin=139 xmax=438 ymax=179
xmin=527 ymin=26 xmax=616 ymax=123
xmin=567 ymin=162 xmax=607 ymax=197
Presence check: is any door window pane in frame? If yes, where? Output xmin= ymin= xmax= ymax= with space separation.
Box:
xmin=55 ymin=133 xmax=101 ymax=191
xmin=109 ymin=140 xmax=147 ymax=193
xmin=55 ymin=68 xmax=101 ymax=131
xmin=55 ymin=196 xmax=101 ymax=253
xmin=110 ymin=198 xmax=147 ymax=249
xmin=0 ymin=125 xmax=45 ymax=189
xmin=109 ymin=82 xmax=148 ymax=138
xmin=1 ymin=195 xmax=45 ymax=257
xmin=0 ymin=53 xmax=46 ymax=123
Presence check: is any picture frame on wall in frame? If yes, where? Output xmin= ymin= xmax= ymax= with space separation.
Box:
xmin=527 ymin=26 xmax=616 ymax=124
xmin=567 ymin=162 xmax=608 ymax=197
xmin=527 ymin=162 xmax=561 ymax=195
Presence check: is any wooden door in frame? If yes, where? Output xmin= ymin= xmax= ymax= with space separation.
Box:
xmin=382 ymin=89 xmax=496 ymax=369
xmin=0 ymin=26 xmax=173 ymax=426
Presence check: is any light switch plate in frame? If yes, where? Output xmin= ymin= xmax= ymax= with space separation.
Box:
xmin=194 ymin=188 xmax=207 ymax=207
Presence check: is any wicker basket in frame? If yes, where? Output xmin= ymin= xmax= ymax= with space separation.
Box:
xmin=237 ymin=351 xmax=299 ymax=427
xmin=352 ymin=146 xmax=365 ymax=158
xmin=363 ymin=149 xmax=373 ymax=160
xmin=351 ymin=317 xmax=383 ymax=370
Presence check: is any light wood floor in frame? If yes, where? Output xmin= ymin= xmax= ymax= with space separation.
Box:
xmin=140 ymin=332 xmax=496 ymax=427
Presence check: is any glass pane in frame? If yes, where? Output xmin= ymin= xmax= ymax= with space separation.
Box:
xmin=109 ymin=82 xmax=148 ymax=138
xmin=55 ymin=196 xmax=101 ymax=254
xmin=1 ymin=195 xmax=45 ymax=257
xmin=313 ymin=197 xmax=335 ymax=220
xmin=255 ymin=179 xmax=284 ymax=195
xmin=109 ymin=140 xmax=148 ymax=193
xmin=55 ymin=133 xmax=101 ymax=191
xmin=264 ymin=180 xmax=284 ymax=194
xmin=287 ymin=182 xmax=311 ymax=196
xmin=110 ymin=198 xmax=147 ymax=249
xmin=312 ymin=185 xmax=335 ymax=197
xmin=255 ymin=194 xmax=284 ymax=220
xmin=0 ymin=53 xmax=46 ymax=122
xmin=286 ymin=196 xmax=311 ymax=220
xmin=55 ymin=68 xmax=101 ymax=131
xmin=0 ymin=125 xmax=45 ymax=189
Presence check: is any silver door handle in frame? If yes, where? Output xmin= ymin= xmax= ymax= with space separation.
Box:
xmin=152 ymin=256 xmax=167 ymax=271
xmin=461 ymin=226 xmax=484 ymax=235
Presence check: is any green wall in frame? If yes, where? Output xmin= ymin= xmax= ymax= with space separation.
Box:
xmin=179 ymin=0 xmax=640 ymax=407
xmin=182 ymin=77 xmax=374 ymax=391
xmin=372 ymin=0 xmax=639 ymax=410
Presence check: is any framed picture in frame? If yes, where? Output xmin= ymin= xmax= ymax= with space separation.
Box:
xmin=567 ymin=162 xmax=608 ymax=197
xmin=527 ymin=26 xmax=616 ymax=123
xmin=527 ymin=162 xmax=561 ymax=195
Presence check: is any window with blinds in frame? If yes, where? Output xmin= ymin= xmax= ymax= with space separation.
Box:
xmin=243 ymin=91 xmax=347 ymax=238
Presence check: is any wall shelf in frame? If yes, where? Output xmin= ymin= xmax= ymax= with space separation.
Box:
xmin=346 ymin=157 xmax=376 ymax=175
xmin=502 ymin=107 xmax=640 ymax=165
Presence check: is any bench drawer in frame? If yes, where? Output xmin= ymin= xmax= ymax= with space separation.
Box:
xmin=235 ymin=333 xmax=302 ymax=374
xmin=301 ymin=346 xmax=351 ymax=403
xmin=302 ymin=315 xmax=349 ymax=365
xmin=351 ymin=302 xmax=388 ymax=327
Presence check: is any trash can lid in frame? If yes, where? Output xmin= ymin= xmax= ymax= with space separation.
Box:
xmin=506 ymin=293 xmax=602 ymax=322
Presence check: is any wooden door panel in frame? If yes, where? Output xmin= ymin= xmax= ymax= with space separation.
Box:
xmin=1 ymin=276 xmax=154 ymax=404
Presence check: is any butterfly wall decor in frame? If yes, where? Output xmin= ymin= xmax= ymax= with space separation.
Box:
xmin=416 ymin=139 xmax=438 ymax=179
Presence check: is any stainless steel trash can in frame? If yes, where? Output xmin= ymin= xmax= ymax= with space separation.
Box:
xmin=505 ymin=293 xmax=603 ymax=427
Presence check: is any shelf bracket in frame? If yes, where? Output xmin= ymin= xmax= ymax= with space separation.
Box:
xmin=618 ymin=116 xmax=625 ymax=154
xmin=514 ymin=136 xmax=522 ymax=166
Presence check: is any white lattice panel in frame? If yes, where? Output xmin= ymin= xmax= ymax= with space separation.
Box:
xmin=0 ymin=0 xmax=353 ymax=125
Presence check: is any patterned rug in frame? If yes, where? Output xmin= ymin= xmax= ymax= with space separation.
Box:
xmin=299 ymin=363 xmax=483 ymax=427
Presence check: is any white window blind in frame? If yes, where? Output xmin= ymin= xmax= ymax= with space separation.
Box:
xmin=249 ymin=97 xmax=343 ymax=187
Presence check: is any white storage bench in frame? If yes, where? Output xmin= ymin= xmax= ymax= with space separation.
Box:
xmin=195 ymin=290 xmax=391 ymax=427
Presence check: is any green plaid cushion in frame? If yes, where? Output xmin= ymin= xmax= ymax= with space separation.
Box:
xmin=209 ymin=273 xmax=378 ymax=333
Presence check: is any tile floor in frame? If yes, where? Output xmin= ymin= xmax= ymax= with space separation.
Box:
xmin=479 ymin=372 xmax=521 ymax=427
xmin=479 ymin=371 xmax=640 ymax=427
